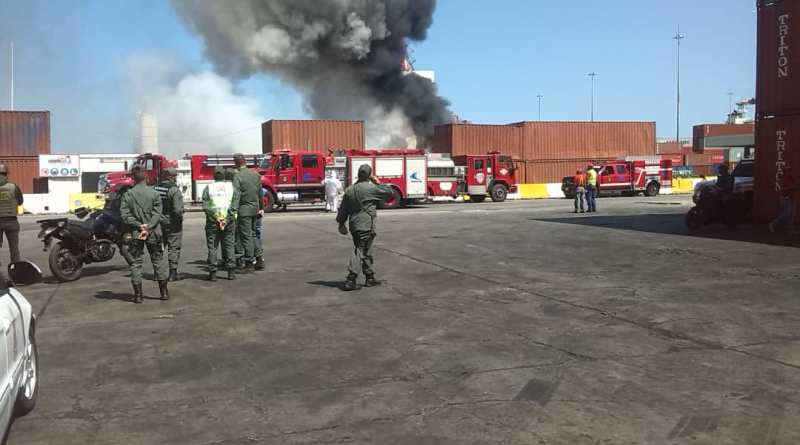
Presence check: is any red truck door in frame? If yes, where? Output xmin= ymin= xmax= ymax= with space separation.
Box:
xmin=466 ymin=156 xmax=489 ymax=196
xmin=299 ymin=154 xmax=324 ymax=184
xmin=598 ymin=165 xmax=617 ymax=190
xmin=276 ymin=153 xmax=297 ymax=185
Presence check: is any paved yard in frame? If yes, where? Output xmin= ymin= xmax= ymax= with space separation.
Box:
xmin=6 ymin=196 xmax=800 ymax=444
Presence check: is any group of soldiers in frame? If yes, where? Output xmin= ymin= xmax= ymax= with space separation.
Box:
xmin=120 ymin=154 xmax=265 ymax=303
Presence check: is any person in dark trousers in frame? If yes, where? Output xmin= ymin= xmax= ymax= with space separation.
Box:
xmin=0 ymin=164 xmax=24 ymax=265
xmin=232 ymin=154 xmax=265 ymax=272
xmin=203 ymin=167 xmax=239 ymax=281
xmin=121 ymin=167 xmax=169 ymax=303
xmin=336 ymin=164 xmax=394 ymax=291
xmin=770 ymin=165 xmax=798 ymax=234
xmin=585 ymin=165 xmax=598 ymax=213
xmin=154 ymin=167 xmax=184 ymax=281
xmin=572 ymin=169 xmax=586 ymax=213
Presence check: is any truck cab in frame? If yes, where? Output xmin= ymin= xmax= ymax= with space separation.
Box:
xmin=101 ymin=153 xmax=169 ymax=195
xmin=260 ymin=151 xmax=327 ymax=210
xmin=454 ymin=153 xmax=517 ymax=202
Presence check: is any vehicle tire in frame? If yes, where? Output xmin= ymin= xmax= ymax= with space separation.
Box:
xmin=686 ymin=207 xmax=703 ymax=231
xmin=14 ymin=323 xmax=38 ymax=417
xmin=49 ymin=242 xmax=84 ymax=282
xmin=469 ymin=194 xmax=486 ymax=203
xmin=378 ymin=188 xmax=402 ymax=210
xmin=645 ymin=181 xmax=660 ymax=197
xmin=262 ymin=191 xmax=275 ymax=214
xmin=490 ymin=184 xmax=508 ymax=202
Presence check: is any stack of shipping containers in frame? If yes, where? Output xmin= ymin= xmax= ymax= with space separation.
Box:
xmin=754 ymin=0 xmax=799 ymax=224
xmin=262 ymin=119 xmax=365 ymax=153
xmin=0 ymin=111 xmax=49 ymax=193
xmin=432 ymin=121 xmax=656 ymax=183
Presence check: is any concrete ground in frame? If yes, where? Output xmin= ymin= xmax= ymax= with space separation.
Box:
xmin=5 ymin=196 xmax=800 ymax=445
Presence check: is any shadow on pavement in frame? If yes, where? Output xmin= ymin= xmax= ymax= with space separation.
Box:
xmin=307 ymin=280 xmax=344 ymax=289
xmin=43 ymin=265 xmax=122 ymax=284
xmin=532 ymin=213 xmax=800 ymax=248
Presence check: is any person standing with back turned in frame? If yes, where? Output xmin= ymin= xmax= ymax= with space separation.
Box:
xmin=336 ymin=164 xmax=394 ymax=291
xmin=154 ymin=167 xmax=184 ymax=281
xmin=203 ymin=167 xmax=239 ymax=281
xmin=572 ymin=169 xmax=586 ymax=213
xmin=121 ymin=167 xmax=169 ymax=303
xmin=585 ymin=165 xmax=598 ymax=213
xmin=232 ymin=154 xmax=264 ymax=273
xmin=0 ymin=164 xmax=24 ymax=266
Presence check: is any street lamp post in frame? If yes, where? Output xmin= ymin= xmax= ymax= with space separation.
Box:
xmin=673 ymin=27 xmax=684 ymax=145
xmin=587 ymin=72 xmax=598 ymax=122
xmin=536 ymin=94 xmax=544 ymax=121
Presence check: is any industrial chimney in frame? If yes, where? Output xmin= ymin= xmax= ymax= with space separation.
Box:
xmin=139 ymin=112 xmax=159 ymax=154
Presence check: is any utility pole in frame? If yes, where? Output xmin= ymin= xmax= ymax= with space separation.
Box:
xmin=536 ymin=94 xmax=544 ymax=121
xmin=673 ymin=27 xmax=684 ymax=144
xmin=9 ymin=42 xmax=14 ymax=110
xmin=587 ymin=72 xmax=598 ymax=122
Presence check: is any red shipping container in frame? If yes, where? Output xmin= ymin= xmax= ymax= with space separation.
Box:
xmin=262 ymin=120 xmax=364 ymax=153
xmin=0 ymin=156 xmax=41 ymax=194
xmin=432 ymin=123 xmax=525 ymax=157
xmin=753 ymin=114 xmax=800 ymax=224
xmin=757 ymin=0 xmax=800 ymax=117
xmin=692 ymin=123 xmax=755 ymax=153
xmin=0 ymin=111 xmax=51 ymax=156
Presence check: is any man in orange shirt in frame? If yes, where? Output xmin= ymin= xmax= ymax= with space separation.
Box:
xmin=573 ymin=169 xmax=587 ymax=213
xmin=769 ymin=165 xmax=798 ymax=234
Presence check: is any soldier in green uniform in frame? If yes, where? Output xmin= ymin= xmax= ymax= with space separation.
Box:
xmin=154 ymin=167 xmax=184 ymax=281
xmin=336 ymin=164 xmax=394 ymax=291
xmin=0 ymin=164 xmax=24 ymax=266
xmin=203 ymin=167 xmax=239 ymax=281
xmin=121 ymin=167 xmax=169 ymax=303
xmin=232 ymin=154 xmax=265 ymax=272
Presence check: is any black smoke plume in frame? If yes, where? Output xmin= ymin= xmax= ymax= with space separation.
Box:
xmin=171 ymin=0 xmax=452 ymax=147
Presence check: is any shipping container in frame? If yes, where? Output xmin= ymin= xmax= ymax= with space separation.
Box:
xmin=262 ymin=120 xmax=364 ymax=153
xmin=692 ymin=123 xmax=755 ymax=153
xmin=0 ymin=156 xmax=42 ymax=194
xmin=432 ymin=121 xmax=656 ymax=161
xmin=660 ymin=153 xmax=685 ymax=167
xmin=432 ymin=123 xmax=525 ymax=157
xmin=0 ymin=111 xmax=51 ymax=156
xmin=522 ymin=121 xmax=656 ymax=160
xmin=514 ymin=158 xmax=617 ymax=184
xmin=753 ymin=114 xmax=800 ymax=224
xmin=757 ymin=0 xmax=800 ymax=118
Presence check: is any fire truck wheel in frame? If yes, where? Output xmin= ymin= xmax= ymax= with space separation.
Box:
xmin=378 ymin=188 xmax=402 ymax=210
xmin=645 ymin=182 xmax=660 ymax=197
xmin=490 ymin=184 xmax=508 ymax=202
xmin=469 ymin=194 xmax=486 ymax=203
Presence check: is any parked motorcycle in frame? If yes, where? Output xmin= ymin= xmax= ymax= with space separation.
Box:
xmin=37 ymin=196 xmax=133 ymax=282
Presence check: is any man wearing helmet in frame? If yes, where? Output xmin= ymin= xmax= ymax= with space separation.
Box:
xmin=0 ymin=164 xmax=24 ymax=265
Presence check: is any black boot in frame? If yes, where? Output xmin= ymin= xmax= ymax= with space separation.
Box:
xmin=364 ymin=275 xmax=380 ymax=288
xmin=228 ymin=269 xmax=236 ymax=281
xmin=169 ymin=268 xmax=179 ymax=282
xmin=254 ymin=256 xmax=265 ymax=271
xmin=159 ymin=280 xmax=170 ymax=301
xmin=240 ymin=261 xmax=254 ymax=274
xmin=208 ymin=271 xmax=217 ymax=282
xmin=342 ymin=274 xmax=360 ymax=292
xmin=132 ymin=283 xmax=143 ymax=304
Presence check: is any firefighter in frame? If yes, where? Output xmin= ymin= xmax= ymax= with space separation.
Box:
xmin=121 ymin=167 xmax=169 ymax=303
xmin=336 ymin=164 xmax=394 ymax=291
xmin=155 ymin=167 xmax=184 ymax=281
xmin=0 ymin=164 xmax=24 ymax=265
xmin=232 ymin=154 xmax=265 ymax=272
xmin=324 ymin=171 xmax=343 ymax=213
xmin=585 ymin=165 xmax=598 ymax=213
xmin=572 ymin=169 xmax=586 ymax=213
xmin=203 ymin=167 xmax=239 ymax=281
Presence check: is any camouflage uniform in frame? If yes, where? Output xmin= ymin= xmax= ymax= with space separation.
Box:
xmin=154 ymin=168 xmax=184 ymax=280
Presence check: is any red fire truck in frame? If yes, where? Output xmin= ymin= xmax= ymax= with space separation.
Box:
xmin=596 ymin=157 xmax=673 ymax=196
xmin=426 ymin=152 xmax=517 ymax=202
xmin=101 ymin=153 xmax=176 ymax=194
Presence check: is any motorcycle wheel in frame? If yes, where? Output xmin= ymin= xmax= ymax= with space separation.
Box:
xmin=686 ymin=207 xmax=703 ymax=231
xmin=49 ymin=242 xmax=84 ymax=282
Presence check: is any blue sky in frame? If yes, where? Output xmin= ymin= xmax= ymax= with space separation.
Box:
xmin=0 ymin=0 xmax=757 ymax=153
